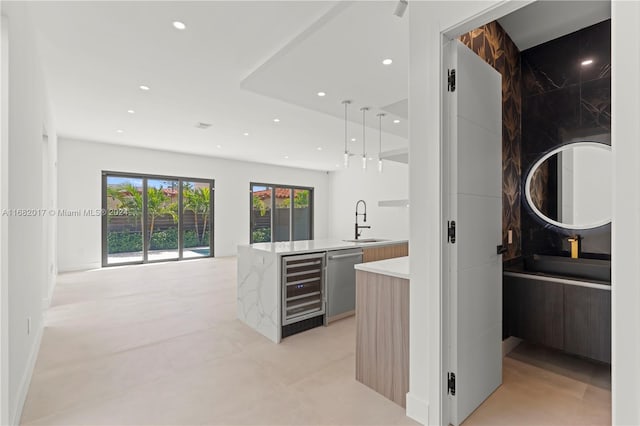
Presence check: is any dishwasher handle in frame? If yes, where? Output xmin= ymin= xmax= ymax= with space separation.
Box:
xmin=328 ymin=252 xmax=363 ymax=260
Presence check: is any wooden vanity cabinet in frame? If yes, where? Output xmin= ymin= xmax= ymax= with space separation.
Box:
xmin=504 ymin=274 xmax=611 ymax=363
xmin=564 ymin=285 xmax=611 ymax=363
xmin=504 ymin=276 xmax=564 ymax=350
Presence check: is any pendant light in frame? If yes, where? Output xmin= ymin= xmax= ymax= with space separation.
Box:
xmin=377 ymin=113 xmax=385 ymax=173
xmin=360 ymin=107 xmax=369 ymax=170
xmin=342 ymin=100 xmax=351 ymax=167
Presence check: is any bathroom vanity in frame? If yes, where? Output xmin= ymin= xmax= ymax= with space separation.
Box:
xmin=504 ymin=257 xmax=611 ymax=363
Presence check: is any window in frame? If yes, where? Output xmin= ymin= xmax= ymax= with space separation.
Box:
xmin=102 ymin=172 xmax=214 ymax=266
xmin=250 ymin=183 xmax=313 ymax=243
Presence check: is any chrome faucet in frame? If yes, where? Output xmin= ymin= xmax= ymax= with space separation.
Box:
xmin=355 ymin=200 xmax=370 ymax=240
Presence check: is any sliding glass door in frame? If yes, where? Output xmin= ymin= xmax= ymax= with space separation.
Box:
xmin=274 ymin=187 xmax=292 ymax=242
xmin=105 ymin=175 xmax=144 ymax=264
xmin=250 ymin=184 xmax=273 ymax=243
xmin=146 ymin=178 xmax=179 ymax=262
xmin=182 ymin=180 xmax=212 ymax=258
xmin=103 ymin=172 xmax=214 ymax=266
xmin=250 ymin=183 xmax=313 ymax=243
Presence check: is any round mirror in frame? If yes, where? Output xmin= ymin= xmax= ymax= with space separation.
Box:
xmin=525 ymin=141 xmax=611 ymax=230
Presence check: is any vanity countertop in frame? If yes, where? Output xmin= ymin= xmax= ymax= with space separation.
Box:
xmin=504 ymin=262 xmax=611 ymax=291
xmin=355 ymin=256 xmax=409 ymax=280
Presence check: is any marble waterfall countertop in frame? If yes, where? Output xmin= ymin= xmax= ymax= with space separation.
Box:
xmin=243 ymin=238 xmax=408 ymax=255
xmin=355 ymin=256 xmax=409 ymax=280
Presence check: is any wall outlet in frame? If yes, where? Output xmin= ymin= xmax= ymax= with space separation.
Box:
xmin=27 ymin=317 xmax=31 ymax=336
xmin=508 ymin=229 xmax=513 ymax=244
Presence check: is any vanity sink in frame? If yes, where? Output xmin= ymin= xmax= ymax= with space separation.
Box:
xmin=525 ymin=254 xmax=611 ymax=282
xmin=343 ymin=238 xmax=389 ymax=243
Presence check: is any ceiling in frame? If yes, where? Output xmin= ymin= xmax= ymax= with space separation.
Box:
xmin=28 ymin=1 xmax=409 ymax=172
xmin=498 ymin=1 xmax=611 ymax=51
xmin=241 ymin=1 xmax=408 ymax=138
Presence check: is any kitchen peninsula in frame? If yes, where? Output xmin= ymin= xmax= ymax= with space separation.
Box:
xmin=237 ymin=239 xmax=408 ymax=343
xmin=355 ymin=256 xmax=410 ymax=407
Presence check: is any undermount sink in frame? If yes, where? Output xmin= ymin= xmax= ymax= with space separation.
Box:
xmin=343 ymin=238 xmax=389 ymax=243
xmin=525 ymin=254 xmax=611 ymax=282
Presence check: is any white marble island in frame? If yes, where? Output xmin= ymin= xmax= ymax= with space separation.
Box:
xmin=237 ymin=239 xmax=408 ymax=343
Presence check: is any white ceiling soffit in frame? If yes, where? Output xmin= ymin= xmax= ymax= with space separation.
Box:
xmin=498 ymin=1 xmax=611 ymax=51
xmin=241 ymin=1 xmax=409 ymax=138
xmin=381 ymin=98 xmax=407 ymax=119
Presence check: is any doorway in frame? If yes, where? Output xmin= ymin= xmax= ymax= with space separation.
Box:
xmin=442 ymin=2 xmax=612 ymax=425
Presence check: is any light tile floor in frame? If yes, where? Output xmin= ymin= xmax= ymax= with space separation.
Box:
xmin=21 ymin=257 xmax=417 ymax=426
xmin=21 ymin=256 xmax=611 ymax=426
xmin=464 ymin=342 xmax=611 ymax=425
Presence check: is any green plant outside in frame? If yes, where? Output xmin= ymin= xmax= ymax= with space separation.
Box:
xmin=280 ymin=190 xmax=309 ymax=208
xmin=251 ymin=228 xmax=271 ymax=243
xmin=107 ymin=229 xmax=210 ymax=254
xmin=252 ymin=195 xmax=267 ymax=216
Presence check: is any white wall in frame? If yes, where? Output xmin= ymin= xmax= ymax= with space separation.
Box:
xmin=328 ymin=159 xmax=408 ymax=240
xmin=611 ymin=2 xmax=640 ymax=424
xmin=1 ymin=3 xmax=57 ymax=424
xmin=409 ymin=1 xmax=640 ymax=425
xmin=0 ymin=14 xmax=9 ymax=426
xmin=57 ymin=138 xmax=330 ymax=272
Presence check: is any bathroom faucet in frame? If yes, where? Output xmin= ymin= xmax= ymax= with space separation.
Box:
xmin=568 ymin=235 xmax=582 ymax=259
xmin=355 ymin=199 xmax=370 ymax=239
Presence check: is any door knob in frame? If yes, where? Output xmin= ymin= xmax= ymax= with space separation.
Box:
xmin=496 ymin=245 xmax=507 ymax=255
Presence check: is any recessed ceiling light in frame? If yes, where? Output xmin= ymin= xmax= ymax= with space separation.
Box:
xmin=382 ymin=58 xmax=393 ymax=65
xmin=393 ymin=119 xmax=400 ymax=124
xmin=273 ymin=118 xmax=280 ymax=123
xmin=139 ymin=85 xmax=150 ymax=91
xmin=317 ymin=147 xmax=323 ymax=151
xmin=317 ymin=92 xmax=326 ymax=97
xmin=335 ymin=164 xmax=340 ymax=168
xmin=216 ymin=144 xmax=222 ymax=148
xmin=127 ymin=110 xmax=135 ymax=114
xmin=284 ymin=155 xmax=289 ymax=159
xmin=581 ymin=59 xmax=593 ymax=66
xmin=243 ymin=132 xmax=249 ymax=136
xmin=116 ymin=129 xmax=124 ymax=134
xmin=351 ymin=138 xmax=356 ymax=142
xmin=172 ymin=21 xmax=186 ymax=30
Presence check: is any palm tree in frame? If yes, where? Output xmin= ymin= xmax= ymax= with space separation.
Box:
xmin=107 ymin=182 xmax=143 ymax=231
xmin=146 ymin=186 xmax=177 ymax=244
xmin=183 ymin=185 xmax=210 ymax=245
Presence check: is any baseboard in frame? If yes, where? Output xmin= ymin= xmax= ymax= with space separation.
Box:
xmin=58 ymin=261 xmax=101 ymax=273
xmin=502 ymin=336 xmax=522 ymax=357
xmin=405 ymin=392 xmax=429 ymax=425
xmin=10 ymin=323 xmax=43 ymax=426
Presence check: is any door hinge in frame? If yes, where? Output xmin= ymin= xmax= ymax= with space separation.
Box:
xmin=447 ymin=69 xmax=456 ymax=92
xmin=447 ymin=220 xmax=456 ymax=244
xmin=448 ymin=372 xmax=456 ymax=395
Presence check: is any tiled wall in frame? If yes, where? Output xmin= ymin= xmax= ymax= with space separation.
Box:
xmin=521 ymin=20 xmax=611 ymax=258
xmin=460 ymin=21 xmax=522 ymax=260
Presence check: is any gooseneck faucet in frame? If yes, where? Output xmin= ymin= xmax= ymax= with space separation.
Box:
xmin=355 ymin=199 xmax=371 ymax=240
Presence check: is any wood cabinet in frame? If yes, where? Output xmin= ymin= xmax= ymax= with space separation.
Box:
xmin=355 ymin=270 xmax=409 ymax=407
xmin=504 ymin=274 xmax=611 ymax=363
xmin=564 ymin=285 xmax=611 ymax=363
xmin=504 ymin=275 xmax=563 ymax=350
xmin=362 ymin=242 xmax=408 ymax=263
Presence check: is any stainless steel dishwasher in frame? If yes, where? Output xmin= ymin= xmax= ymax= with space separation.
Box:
xmin=326 ymin=248 xmax=363 ymax=323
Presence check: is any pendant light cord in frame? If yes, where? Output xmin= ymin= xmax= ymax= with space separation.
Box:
xmin=361 ymin=107 xmax=369 ymax=156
